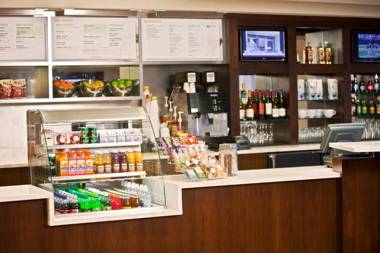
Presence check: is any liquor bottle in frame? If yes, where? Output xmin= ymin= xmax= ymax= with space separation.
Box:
xmin=272 ymin=91 xmax=280 ymax=119
xmin=304 ymin=42 xmax=313 ymax=64
xmin=356 ymin=98 xmax=361 ymax=116
xmin=258 ymin=92 xmax=265 ymax=120
xmin=353 ymin=75 xmax=359 ymax=93
xmin=369 ymin=100 xmax=376 ymax=116
xmin=245 ymin=91 xmax=254 ymax=121
xmin=239 ymin=98 xmax=246 ymax=121
xmin=376 ymin=96 xmax=380 ymax=116
xmin=351 ymin=95 xmax=357 ymax=116
xmin=279 ymin=92 xmax=287 ymax=118
xmin=317 ymin=43 xmax=325 ymax=64
xmin=367 ymin=80 xmax=374 ymax=94
xmin=241 ymin=83 xmax=248 ymax=105
xmin=359 ymin=79 xmax=366 ymax=93
xmin=265 ymin=91 xmax=273 ymax=119
xmin=361 ymin=99 xmax=368 ymax=116
xmin=324 ymin=41 xmax=333 ymax=64
xmin=374 ymin=74 xmax=380 ymax=94
xmin=252 ymin=91 xmax=258 ymax=119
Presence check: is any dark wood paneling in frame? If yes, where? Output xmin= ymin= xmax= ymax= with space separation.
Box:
xmin=0 ymin=167 xmax=30 ymax=186
xmin=0 ymin=179 xmax=339 ymax=253
xmin=340 ymin=157 xmax=380 ymax=253
xmin=238 ymin=153 xmax=268 ymax=170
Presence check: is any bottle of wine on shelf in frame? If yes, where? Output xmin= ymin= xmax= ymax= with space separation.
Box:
xmin=369 ymin=100 xmax=376 ymax=116
xmin=376 ymin=96 xmax=380 ymax=116
xmin=367 ymin=80 xmax=374 ymax=93
xmin=240 ymin=97 xmax=246 ymax=121
xmin=265 ymin=91 xmax=272 ymax=119
xmin=374 ymin=74 xmax=380 ymax=93
xmin=272 ymin=91 xmax=280 ymax=119
xmin=245 ymin=91 xmax=254 ymax=121
xmin=241 ymin=83 xmax=248 ymax=105
xmin=361 ymin=100 xmax=368 ymax=116
xmin=353 ymin=75 xmax=359 ymax=94
xmin=258 ymin=91 xmax=265 ymax=120
xmin=359 ymin=79 xmax=367 ymax=93
xmin=279 ymin=91 xmax=287 ymax=118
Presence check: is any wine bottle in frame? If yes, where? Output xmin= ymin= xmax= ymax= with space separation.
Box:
xmin=265 ymin=91 xmax=273 ymax=119
xmin=272 ymin=91 xmax=280 ymax=119
xmin=245 ymin=91 xmax=254 ymax=121
xmin=279 ymin=92 xmax=286 ymax=118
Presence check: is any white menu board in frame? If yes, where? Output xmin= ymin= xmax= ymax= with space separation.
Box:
xmin=53 ymin=17 xmax=138 ymax=61
xmin=142 ymin=18 xmax=223 ymax=61
xmin=0 ymin=17 xmax=46 ymax=61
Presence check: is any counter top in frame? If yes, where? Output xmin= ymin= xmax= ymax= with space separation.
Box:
xmin=237 ymin=143 xmax=321 ymax=155
xmin=330 ymin=141 xmax=380 ymax=153
xmin=162 ymin=165 xmax=340 ymax=189
xmin=0 ymin=184 xmax=52 ymax=203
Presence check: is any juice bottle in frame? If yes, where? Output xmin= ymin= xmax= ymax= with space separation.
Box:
xmin=127 ymin=150 xmax=135 ymax=172
xmin=68 ymin=151 xmax=78 ymax=176
xmin=76 ymin=151 xmax=86 ymax=175
xmin=84 ymin=150 xmax=94 ymax=175
xmin=103 ymin=151 xmax=112 ymax=173
xmin=58 ymin=152 xmax=69 ymax=176
xmin=111 ymin=152 xmax=120 ymax=173
xmin=134 ymin=150 xmax=144 ymax=172
xmin=95 ymin=151 xmax=104 ymax=174
xmin=119 ymin=151 xmax=128 ymax=172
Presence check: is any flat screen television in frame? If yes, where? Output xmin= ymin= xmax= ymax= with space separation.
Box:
xmin=352 ymin=31 xmax=380 ymax=62
xmin=239 ymin=29 xmax=286 ymax=62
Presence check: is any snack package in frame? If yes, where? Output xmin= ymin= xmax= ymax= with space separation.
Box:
xmin=0 ymin=79 xmax=13 ymax=98
xmin=11 ymin=79 xmax=26 ymax=98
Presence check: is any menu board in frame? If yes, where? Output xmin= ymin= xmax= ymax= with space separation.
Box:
xmin=142 ymin=18 xmax=223 ymax=61
xmin=53 ymin=17 xmax=138 ymax=61
xmin=0 ymin=17 xmax=46 ymax=61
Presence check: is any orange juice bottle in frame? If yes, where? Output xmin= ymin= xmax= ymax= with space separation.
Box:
xmin=68 ymin=151 xmax=77 ymax=176
xmin=76 ymin=151 xmax=86 ymax=175
xmin=103 ymin=151 xmax=112 ymax=173
xmin=84 ymin=150 xmax=94 ymax=175
xmin=59 ymin=151 xmax=69 ymax=176
xmin=134 ymin=150 xmax=143 ymax=172
xmin=95 ymin=151 xmax=104 ymax=174
xmin=127 ymin=150 xmax=135 ymax=172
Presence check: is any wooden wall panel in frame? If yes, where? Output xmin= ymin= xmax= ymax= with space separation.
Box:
xmin=0 ymin=179 xmax=339 ymax=253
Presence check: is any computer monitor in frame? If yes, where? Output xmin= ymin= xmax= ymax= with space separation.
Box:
xmin=320 ymin=123 xmax=365 ymax=154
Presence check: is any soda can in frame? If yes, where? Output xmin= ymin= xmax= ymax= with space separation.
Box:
xmin=79 ymin=127 xmax=89 ymax=138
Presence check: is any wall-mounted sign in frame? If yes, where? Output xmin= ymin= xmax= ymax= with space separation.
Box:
xmin=0 ymin=17 xmax=46 ymax=61
xmin=142 ymin=18 xmax=223 ymax=61
xmin=53 ymin=17 xmax=138 ymax=61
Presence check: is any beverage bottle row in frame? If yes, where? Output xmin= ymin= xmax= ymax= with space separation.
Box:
xmin=54 ymin=149 xmax=144 ymax=176
xmin=240 ymin=84 xmax=287 ymax=121
xmin=351 ymin=74 xmax=380 ymax=94
xmin=351 ymin=95 xmax=380 ymax=117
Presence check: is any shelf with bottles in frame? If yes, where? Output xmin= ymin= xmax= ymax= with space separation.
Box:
xmin=52 ymin=65 xmax=140 ymax=98
xmin=351 ymin=74 xmax=380 ymax=118
xmin=352 ymin=117 xmax=380 ymax=141
xmin=0 ymin=66 xmax=49 ymax=102
xmin=296 ymin=27 xmax=342 ymax=65
xmin=239 ymin=75 xmax=289 ymax=122
xmin=51 ymin=179 xmax=153 ymax=216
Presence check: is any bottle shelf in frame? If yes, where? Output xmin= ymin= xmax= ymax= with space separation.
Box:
xmin=298 ymin=116 xmax=341 ymax=121
xmin=47 ymin=142 xmax=142 ymax=150
xmin=50 ymin=171 xmax=146 ymax=182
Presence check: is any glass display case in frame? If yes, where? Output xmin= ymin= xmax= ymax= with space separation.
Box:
xmin=27 ymin=106 xmax=166 ymax=220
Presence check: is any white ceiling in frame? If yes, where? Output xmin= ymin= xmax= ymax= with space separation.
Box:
xmin=284 ymin=0 xmax=380 ymax=5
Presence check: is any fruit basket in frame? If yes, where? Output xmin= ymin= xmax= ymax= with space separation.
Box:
xmin=80 ymin=80 xmax=105 ymax=97
xmin=53 ymin=80 xmax=76 ymax=98
xmin=107 ymin=79 xmax=134 ymax=96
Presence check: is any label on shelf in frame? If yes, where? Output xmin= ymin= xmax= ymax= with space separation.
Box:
xmin=0 ymin=17 xmax=46 ymax=61
xmin=53 ymin=17 xmax=138 ymax=61
xmin=141 ymin=18 xmax=223 ymax=61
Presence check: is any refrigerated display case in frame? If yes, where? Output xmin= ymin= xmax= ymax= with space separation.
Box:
xmin=27 ymin=106 xmax=166 ymax=224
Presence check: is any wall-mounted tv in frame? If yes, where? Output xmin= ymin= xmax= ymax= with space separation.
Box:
xmin=352 ymin=31 xmax=380 ymax=62
xmin=239 ymin=29 xmax=286 ymax=62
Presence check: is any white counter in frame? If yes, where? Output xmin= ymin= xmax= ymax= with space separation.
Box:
xmin=330 ymin=141 xmax=380 ymax=153
xmin=0 ymin=165 xmax=340 ymax=226
xmin=237 ymin=143 xmax=320 ymax=155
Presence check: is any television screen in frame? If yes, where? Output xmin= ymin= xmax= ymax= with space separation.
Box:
xmin=352 ymin=32 xmax=380 ymax=62
xmin=240 ymin=29 xmax=286 ymax=61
